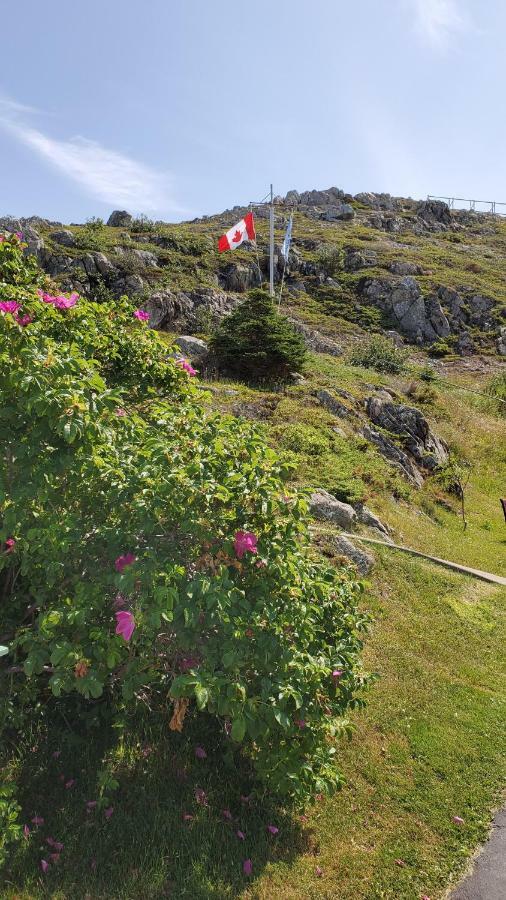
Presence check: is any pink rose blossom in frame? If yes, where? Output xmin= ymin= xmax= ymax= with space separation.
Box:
xmin=104 ymin=806 xmax=114 ymax=819
xmin=332 ymin=669 xmax=343 ymax=680
xmin=243 ymin=859 xmax=253 ymax=876
xmin=452 ymin=815 xmax=464 ymax=825
xmin=422 ymin=896 xmax=431 ymax=900
xmin=40 ymin=859 xmax=49 ymax=873
xmin=115 ymin=552 xmax=136 ymax=572
xmin=23 ymin=825 xmax=30 ymax=838
xmin=115 ymin=610 xmax=135 ymax=641
xmin=0 ymin=300 xmax=21 ymax=315
xmin=134 ymin=309 xmax=149 ymax=322
xmin=175 ymin=358 xmax=197 ymax=376
xmin=233 ymin=531 xmax=258 ymax=560
xmin=65 ymin=779 xmax=76 ymax=789
xmin=16 ymin=313 xmax=33 ymax=327
xmin=14 ymin=232 xmax=23 ymax=240
xmin=195 ymin=746 xmax=207 ymax=760
xmin=31 ymin=815 xmax=44 ymax=826
xmin=267 ymin=824 xmax=279 ymax=835
xmin=46 ymin=837 xmax=55 ymax=847
xmin=4 ymin=538 xmax=15 ymax=553
xmin=237 ymin=829 xmax=245 ymax=840
xmin=115 ymin=407 xmax=127 ymax=417
xmin=0 ymin=235 xmax=5 ymax=242
xmin=315 ymin=866 xmax=323 ymax=877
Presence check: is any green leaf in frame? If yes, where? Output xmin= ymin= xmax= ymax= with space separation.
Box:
xmin=0 ymin=645 xmax=8 ymax=657
xmin=194 ymin=685 xmax=209 ymax=710
xmin=231 ymin=717 xmax=246 ymax=743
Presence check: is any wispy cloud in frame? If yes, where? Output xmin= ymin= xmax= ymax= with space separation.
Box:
xmin=0 ymin=95 xmax=185 ymax=216
xmin=409 ymin=0 xmax=470 ymax=48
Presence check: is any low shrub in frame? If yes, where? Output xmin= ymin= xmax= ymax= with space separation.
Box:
xmin=209 ymin=289 xmax=307 ymax=383
xmin=350 ymin=335 xmax=408 ymax=374
xmin=1 ymin=235 xmax=368 ymax=804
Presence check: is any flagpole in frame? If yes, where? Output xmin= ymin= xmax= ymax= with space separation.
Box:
xmin=269 ymin=183 xmax=274 ymax=297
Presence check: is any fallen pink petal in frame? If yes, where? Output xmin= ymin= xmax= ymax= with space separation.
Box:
xmin=243 ymin=859 xmax=253 ymax=876
xmin=315 ymin=866 xmax=323 ymax=877
xmin=267 ymin=824 xmax=279 ymax=835
xmin=395 ymin=859 xmax=406 ymax=867
xmin=452 ymin=815 xmax=465 ymax=825
xmin=31 ymin=816 xmax=44 ymax=826
xmin=195 ymin=746 xmax=207 ymax=759
xmin=115 ymin=610 xmax=135 ymax=641
xmin=237 ymin=829 xmax=245 ymax=840
xmin=40 ymin=859 xmax=49 ymax=873
xmin=104 ymin=806 xmax=114 ymax=819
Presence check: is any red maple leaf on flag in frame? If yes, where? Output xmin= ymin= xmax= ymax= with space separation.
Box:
xmin=232 ymin=230 xmax=242 ymax=243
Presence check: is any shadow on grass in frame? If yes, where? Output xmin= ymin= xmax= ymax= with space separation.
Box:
xmin=2 ymin=702 xmax=309 ymax=899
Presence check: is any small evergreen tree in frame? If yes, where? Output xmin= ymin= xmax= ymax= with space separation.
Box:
xmin=209 ymin=289 xmax=306 ymax=382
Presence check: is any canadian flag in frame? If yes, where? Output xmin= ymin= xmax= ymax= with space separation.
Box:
xmin=218 ymin=212 xmax=256 ymax=253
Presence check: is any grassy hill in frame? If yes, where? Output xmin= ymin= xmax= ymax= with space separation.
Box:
xmin=1 ymin=195 xmax=505 ymax=899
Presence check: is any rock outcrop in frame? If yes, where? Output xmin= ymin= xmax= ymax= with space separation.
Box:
xmin=107 ymin=210 xmax=133 ymax=227
xmin=309 ymin=490 xmax=358 ymax=529
xmin=360 ymin=276 xmax=451 ymax=344
xmin=365 ymin=398 xmax=449 ymax=471
xmin=332 ymin=535 xmax=375 ymax=575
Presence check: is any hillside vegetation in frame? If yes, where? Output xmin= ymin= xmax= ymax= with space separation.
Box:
xmin=0 ymin=191 xmax=505 ymax=899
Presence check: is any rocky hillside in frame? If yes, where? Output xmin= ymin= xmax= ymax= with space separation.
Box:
xmin=2 ymin=186 xmax=506 ymax=358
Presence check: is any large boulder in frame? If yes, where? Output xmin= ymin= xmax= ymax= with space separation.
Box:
xmin=366 ymin=397 xmax=448 ymax=471
xmin=332 ymin=535 xmax=375 ymax=575
xmin=416 ymin=199 xmax=452 ymax=226
xmin=361 ymin=425 xmax=424 ymax=487
xmin=354 ymin=192 xmax=399 ymax=211
xmin=309 ymin=490 xmax=357 ymax=529
xmin=286 ymin=317 xmax=342 ymax=356
xmin=51 ymin=229 xmax=77 ymax=248
xmin=353 ymin=503 xmax=390 ymax=536
xmin=145 ymin=287 xmax=238 ymax=332
xmin=322 ymin=203 xmax=355 ymax=222
xmin=344 ymin=248 xmax=378 ymax=272
xmin=316 ymin=389 xmax=354 ymax=419
xmin=218 ymin=262 xmax=261 ymax=292
xmin=497 ymin=326 xmax=506 ymax=356
xmin=174 ymin=335 xmax=209 ymax=364
xmin=107 ymin=210 xmax=133 ymax=228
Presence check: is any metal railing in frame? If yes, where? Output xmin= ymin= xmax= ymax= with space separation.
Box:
xmin=427 ymin=195 xmax=506 ymax=216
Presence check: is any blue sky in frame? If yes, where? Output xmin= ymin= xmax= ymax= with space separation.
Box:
xmin=0 ymin=0 xmax=504 ymax=222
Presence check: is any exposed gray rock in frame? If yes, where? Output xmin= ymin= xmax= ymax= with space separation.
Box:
xmin=366 ymin=397 xmax=448 ymax=471
xmin=416 ymin=199 xmax=452 ymax=227
xmin=218 ymin=262 xmax=261 ymax=292
xmin=322 ymin=203 xmax=355 ymax=222
xmin=361 ymin=425 xmax=424 ymax=487
xmin=174 ymin=335 xmax=209 ymax=364
xmin=145 ymin=287 xmax=238 ymax=332
xmin=51 ymin=229 xmax=76 ymax=248
xmin=93 ymin=252 xmax=117 ymax=277
xmin=112 ymin=273 xmax=145 ymax=296
xmin=389 ymin=261 xmax=421 ymax=276
xmin=331 ymin=535 xmax=374 ymax=575
xmin=353 ymin=503 xmax=390 ymax=535
xmin=107 ymin=210 xmax=133 ymax=227
xmin=0 ymin=216 xmax=22 ymax=232
xmin=344 ymin=248 xmax=378 ymax=271
xmin=316 ymin=389 xmax=353 ymax=419
xmin=286 ymin=317 xmax=342 ymax=356
xmin=360 ymin=276 xmax=450 ymax=344
xmin=309 ymin=490 xmax=358 ymax=529
xmin=22 ymin=225 xmax=44 ymax=259
xmin=354 ymin=192 xmax=399 ymax=211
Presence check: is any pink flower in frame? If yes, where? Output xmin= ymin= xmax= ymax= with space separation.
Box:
xmin=134 ymin=309 xmax=149 ymax=322
xmin=179 ymin=655 xmax=199 ymax=672
xmin=222 ymin=808 xmax=233 ymax=821
xmin=40 ymin=859 xmax=49 ymax=873
xmin=452 ymin=815 xmax=464 ymax=825
xmin=53 ymin=841 xmax=64 ymax=852
xmin=395 ymin=859 xmax=406 ymax=868
xmin=182 ymin=813 xmax=194 ymax=822
xmin=0 ymin=235 xmax=5 ymax=242
xmin=31 ymin=815 xmax=44 ymax=826
xmin=46 ymin=837 xmax=55 ymax=847
xmin=16 ymin=314 xmax=33 ymax=327
xmin=50 ymin=853 xmax=60 ymax=863
xmin=104 ymin=806 xmax=114 ymax=819
xmin=115 ymin=407 xmax=127 ymax=417
xmin=38 ymin=291 xmax=57 ymax=304
xmin=86 ymin=800 xmax=98 ymax=811
xmin=233 ymin=531 xmax=258 ymax=560
xmin=4 ymin=538 xmax=15 ymax=553
xmin=195 ymin=788 xmax=208 ymax=806
xmin=243 ymin=859 xmax=253 ymax=876
xmin=0 ymin=300 xmax=21 ymax=315
xmin=422 ymin=896 xmax=431 ymax=900
xmin=65 ymin=778 xmax=76 ymax=789
xmin=115 ymin=610 xmax=135 ymax=642
xmin=295 ymin=719 xmax=306 ymax=729
xmin=237 ymin=829 xmax=245 ymax=840
xmin=299 ymin=815 xmax=309 ymax=823
xmin=113 ymin=592 xmax=127 ymax=609
xmin=332 ymin=669 xmax=343 ymax=680
xmin=115 ymin=552 xmax=136 ymax=573
xmin=267 ymin=824 xmax=279 ymax=835
xmin=175 ymin=358 xmax=197 ymax=376
xmin=23 ymin=825 xmax=30 ymax=838
xmin=315 ymin=866 xmax=323 ymax=877
xmin=195 ymin=746 xmax=207 ymax=760
xmin=54 ymin=293 xmax=78 ymax=310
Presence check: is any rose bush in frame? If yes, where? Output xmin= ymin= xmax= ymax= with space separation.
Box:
xmin=1 ymin=234 xmax=369 ymax=801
